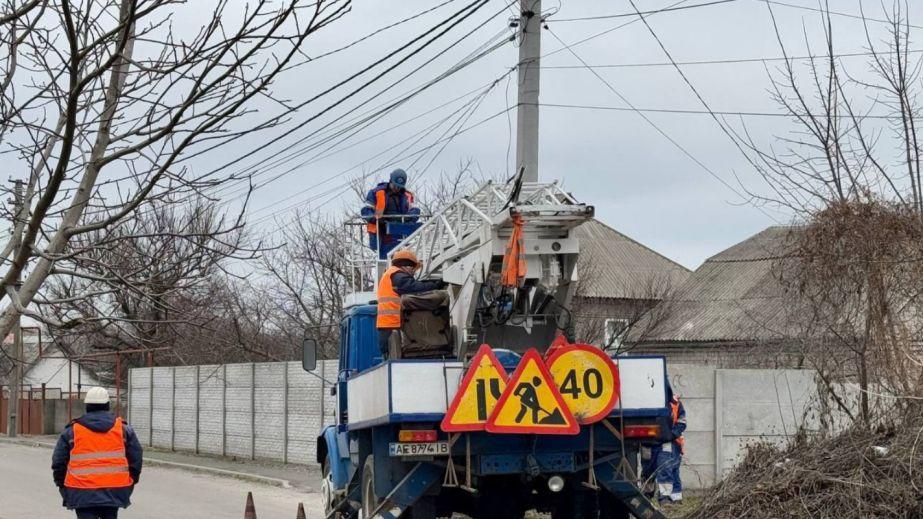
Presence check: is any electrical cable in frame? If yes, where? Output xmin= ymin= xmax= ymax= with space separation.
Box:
xmin=552 ymin=0 xmax=739 ymax=22
xmin=541 ymin=49 xmax=923 ymax=69
xmin=545 ymin=26 xmax=782 ymax=223
xmin=537 ymin=102 xmax=918 ymax=120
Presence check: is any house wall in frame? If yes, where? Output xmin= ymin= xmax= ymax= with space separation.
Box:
xmin=24 ymin=357 xmax=102 ymax=392
xmin=572 ymin=297 xmax=655 ymax=345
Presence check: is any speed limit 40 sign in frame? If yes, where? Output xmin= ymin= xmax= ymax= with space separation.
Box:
xmin=546 ymin=344 xmax=620 ymax=424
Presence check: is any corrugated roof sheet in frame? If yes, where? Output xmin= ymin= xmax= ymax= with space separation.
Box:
xmin=575 ymin=219 xmax=691 ymax=299
xmin=632 ymin=226 xmax=801 ymax=343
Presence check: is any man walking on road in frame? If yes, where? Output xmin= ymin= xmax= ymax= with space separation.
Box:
xmin=52 ymin=387 xmax=143 ymax=519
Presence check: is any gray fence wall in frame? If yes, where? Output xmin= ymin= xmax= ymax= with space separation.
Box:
xmin=128 ymin=361 xmax=337 ymax=465
xmin=670 ymin=365 xmax=820 ymax=490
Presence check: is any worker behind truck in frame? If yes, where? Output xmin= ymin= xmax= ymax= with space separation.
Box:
xmin=376 ymin=249 xmax=445 ymax=360
xmin=361 ymin=169 xmax=421 ymax=258
xmin=641 ymin=385 xmax=686 ymax=506
xmin=52 ymin=387 xmax=143 ymax=519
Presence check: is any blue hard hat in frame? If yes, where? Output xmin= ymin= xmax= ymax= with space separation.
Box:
xmin=390 ymin=168 xmax=407 ymax=188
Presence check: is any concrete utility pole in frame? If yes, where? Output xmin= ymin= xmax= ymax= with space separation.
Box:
xmin=6 ymin=179 xmax=24 ymax=437
xmin=515 ymin=0 xmax=542 ymax=182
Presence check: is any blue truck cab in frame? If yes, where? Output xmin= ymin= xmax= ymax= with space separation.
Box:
xmin=308 ymin=303 xmax=673 ymax=519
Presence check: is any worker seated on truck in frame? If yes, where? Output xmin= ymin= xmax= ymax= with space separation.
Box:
xmin=361 ymin=169 xmax=421 ymax=258
xmin=376 ymin=249 xmax=445 ymax=360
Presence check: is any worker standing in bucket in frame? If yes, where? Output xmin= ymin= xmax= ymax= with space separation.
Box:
xmin=376 ymin=250 xmax=444 ymax=360
xmin=52 ymin=387 xmax=143 ymax=519
xmin=361 ymin=169 xmax=421 ymax=258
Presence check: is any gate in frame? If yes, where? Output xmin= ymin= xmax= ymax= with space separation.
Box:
xmin=0 ymin=389 xmax=45 ymax=435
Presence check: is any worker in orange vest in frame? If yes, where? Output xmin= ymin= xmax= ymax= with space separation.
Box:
xmin=52 ymin=387 xmax=143 ymax=519
xmin=361 ymin=169 xmax=421 ymax=258
xmin=377 ymin=250 xmax=444 ymax=359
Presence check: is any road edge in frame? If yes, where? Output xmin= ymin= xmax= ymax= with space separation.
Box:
xmin=0 ymin=436 xmax=293 ymax=489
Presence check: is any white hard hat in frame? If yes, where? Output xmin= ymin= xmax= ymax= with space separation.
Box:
xmin=84 ymin=386 xmax=110 ymax=405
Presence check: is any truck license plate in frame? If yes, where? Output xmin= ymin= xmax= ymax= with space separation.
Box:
xmin=389 ymin=442 xmax=450 ymax=457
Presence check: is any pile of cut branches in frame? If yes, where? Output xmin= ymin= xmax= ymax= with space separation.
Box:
xmin=685 ymin=409 xmax=923 ymax=519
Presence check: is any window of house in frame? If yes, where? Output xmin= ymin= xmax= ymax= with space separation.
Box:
xmin=604 ymin=318 xmax=630 ymax=349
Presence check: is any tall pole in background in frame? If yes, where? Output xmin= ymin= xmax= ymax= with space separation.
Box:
xmin=6 ymin=179 xmax=24 ymax=437
xmin=515 ymin=0 xmax=541 ymax=182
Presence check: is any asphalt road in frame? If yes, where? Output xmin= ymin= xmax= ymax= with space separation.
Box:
xmin=0 ymin=442 xmax=325 ymax=519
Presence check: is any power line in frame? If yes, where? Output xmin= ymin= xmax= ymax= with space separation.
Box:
xmin=757 ymin=0 xmax=923 ymax=30
xmin=545 ymin=26 xmax=781 ymax=223
xmin=538 ymin=102 xmax=916 ymax=120
xmin=551 ymin=0 xmax=739 ymax=22
xmin=541 ymin=49 xmax=923 ymax=69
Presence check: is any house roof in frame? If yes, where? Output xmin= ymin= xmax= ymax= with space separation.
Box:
xmin=631 ymin=226 xmax=801 ymax=344
xmin=575 ymin=219 xmax=691 ymax=300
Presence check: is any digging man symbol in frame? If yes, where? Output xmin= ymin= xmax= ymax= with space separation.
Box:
xmin=513 ymin=377 xmax=565 ymax=425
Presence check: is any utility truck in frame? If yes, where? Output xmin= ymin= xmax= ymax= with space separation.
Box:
xmin=302 ymin=179 xmax=673 ymax=519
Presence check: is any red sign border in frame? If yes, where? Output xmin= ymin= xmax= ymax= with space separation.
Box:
xmin=441 ymin=344 xmax=510 ymax=433
xmin=485 ymin=348 xmax=580 ymax=435
xmin=546 ymin=343 xmax=621 ymax=425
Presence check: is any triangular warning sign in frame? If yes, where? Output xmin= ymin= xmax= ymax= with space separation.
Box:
xmin=441 ymin=344 xmax=509 ymax=432
xmin=486 ymin=349 xmax=579 ymax=435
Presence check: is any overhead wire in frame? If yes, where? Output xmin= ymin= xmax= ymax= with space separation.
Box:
xmin=551 ymin=0 xmax=738 ymax=22
xmin=544 ymin=26 xmax=781 ymax=223
xmin=540 ymin=49 xmax=923 ymax=69
xmin=83 ymin=1 xmax=513 ymax=224
xmin=538 ymin=102 xmax=921 ymax=120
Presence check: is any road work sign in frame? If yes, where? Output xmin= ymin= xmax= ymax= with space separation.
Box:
xmin=486 ymin=349 xmax=579 ymax=435
xmin=441 ymin=344 xmax=509 ymax=432
xmin=546 ymin=344 xmax=620 ymax=424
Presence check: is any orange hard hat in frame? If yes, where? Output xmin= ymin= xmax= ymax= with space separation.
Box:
xmin=392 ymin=249 xmax=421 ymax=267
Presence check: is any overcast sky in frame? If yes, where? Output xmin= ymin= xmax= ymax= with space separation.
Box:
xmin=202 ymin=0 xmax=922 ymax=270
xmin=9 ymin=0 xmax=919 ymax=271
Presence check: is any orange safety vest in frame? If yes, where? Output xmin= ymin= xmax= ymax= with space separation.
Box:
xmin=64 ymin=418 xmax=133 ymax=489
xmin=670 ymin=399 xmax=686 ymax=456
xmin=377 ymin=266 xmax=403 ymax=329
xmin=367 ymin=189 xmax=415 ymax=234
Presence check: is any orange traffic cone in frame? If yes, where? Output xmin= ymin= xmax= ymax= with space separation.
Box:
xmin=296 ymin=502 xmax=306 ymax=519
xmin=244 ymin=491 xmax=257 ymax=519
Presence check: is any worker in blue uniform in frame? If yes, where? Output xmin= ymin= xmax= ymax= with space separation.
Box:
xmin=641 ymin=385 xmax=686 ymax=505
xmin=361 ymin=169 xmax=420 ymax=258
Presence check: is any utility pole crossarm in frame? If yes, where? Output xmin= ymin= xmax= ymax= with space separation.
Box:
xmin=516 ymin=0 xmax=542 ymax=183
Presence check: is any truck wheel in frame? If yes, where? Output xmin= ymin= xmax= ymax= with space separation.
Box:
xmin=598 ymin=492 xmax=632 ymax=519
xmin=361 ymin=456 xmax=381 ymax=519
xmin=322 ymin=458 xmax=343 ymax=518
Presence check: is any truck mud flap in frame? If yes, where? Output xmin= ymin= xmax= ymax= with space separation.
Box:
xmin=595 ymin=462 xmax=667 ymax=519
xmin=369 ymin=462 xmax=443 ymax=519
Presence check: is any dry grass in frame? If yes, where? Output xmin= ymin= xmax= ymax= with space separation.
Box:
xmin=685 ymin=409 xmax=923 ymax=519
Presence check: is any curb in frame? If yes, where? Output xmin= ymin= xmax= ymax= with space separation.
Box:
xmin=0 ymin=437 xmax=292 ymax=489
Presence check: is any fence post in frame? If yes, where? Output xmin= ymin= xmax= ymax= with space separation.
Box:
xmin=714 ymin=369 xmax=723 ymax=481
xmin=251 ymin=363 xmax=256 ymax=460
xmin=194 ymin=365 xmax=200 ymax=455
xmin=148 ymin=367 xmax=154 ymax=447
xmin=222 ymin=364 xmax=227 ymax=457
xmin=127 ymin=369 xmax=132 ymax=425
xmin=282 ymin=363 xmax=289 ymax=464
xmin=171 ymin=366 xmax=176 ymax=452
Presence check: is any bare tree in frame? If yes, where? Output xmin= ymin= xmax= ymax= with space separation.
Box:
xmin=261 ymin=211 xmax=354 ymax=359
xmin=739 ymin=3 xmax=923 ymax=425
xmin=0 ymin=0 xmax=350 ymax=348
xmin=37 ymin=197 xmax=252 ymax=359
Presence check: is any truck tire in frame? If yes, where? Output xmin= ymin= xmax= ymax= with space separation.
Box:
xmin=361 ymin=456 xmax=380 ymax=519
xmin=322 ymin=458 xmax=339 ymax=517
xmin=598 ymin=492 xmax=632 ymax=519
